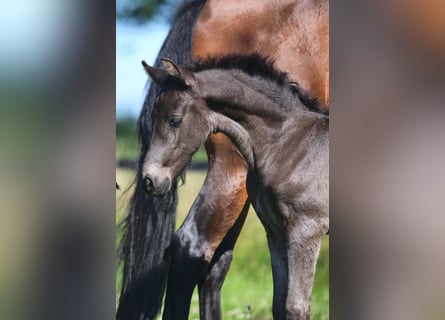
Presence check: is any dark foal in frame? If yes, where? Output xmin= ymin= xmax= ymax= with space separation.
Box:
xmin=142 ymin=55 xmax=329 ymax=320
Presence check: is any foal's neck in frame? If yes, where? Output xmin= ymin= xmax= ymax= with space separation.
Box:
xmin=196 ymin=69 xmax=321 ymax=167
xmin=198 ymin=69 xmax=301 ymax=120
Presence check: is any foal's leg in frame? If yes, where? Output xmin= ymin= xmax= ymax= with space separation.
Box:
xmin=246 ymin=172 xmax=289 ymax=319
xmin=247 ymin=172 xmax=328 ymax=320
xmin=249 ymin=210 xmax=327 ymax=320
xmin=163 ymin=133 xmax=249 ymax=320
xmin=266 ymin=231 xmax=289 ymax=320
xmin=285 ymin=214 xmax=328 ymax=320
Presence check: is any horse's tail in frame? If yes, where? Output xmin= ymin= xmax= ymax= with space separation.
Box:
xmin=117 ymin=1 xmax=206 ymax=319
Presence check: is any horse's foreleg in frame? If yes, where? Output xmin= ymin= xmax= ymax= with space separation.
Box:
xmin=195 ymin=133 xmax=249 ymax=319
xmin=163 ymin=133 xmax=249 ymax=320
xmin=163 ymin=201 xmax=248 ymax=320
xmin=162 ymin=227 xmax=208 ymax=320
xmin=198 ymin=199 xmax=249 ymax=320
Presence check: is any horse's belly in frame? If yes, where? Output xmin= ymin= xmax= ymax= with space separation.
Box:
xmin=246 ymin=170 xmax=287 ymax=236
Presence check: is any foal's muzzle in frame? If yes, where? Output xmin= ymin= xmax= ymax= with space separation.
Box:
xmin=143 ymin=175 xmax=171 ymax=196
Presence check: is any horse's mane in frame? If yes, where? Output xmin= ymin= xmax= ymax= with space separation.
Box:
xmin=190 ymin=54 xmax=328 ymax=115
xmin=172 ymin=0 xmax=206 ymax=21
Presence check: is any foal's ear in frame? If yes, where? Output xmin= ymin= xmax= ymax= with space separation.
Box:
xmin=160 ymin=57 xmax=195 ymax=86
xmin=141 ymin=60 xmax=168 ymax=84
xmin=141 ymin=58 xmax=194 ymax=87
xmin=160 ymin=58 xmax=182 ymax=78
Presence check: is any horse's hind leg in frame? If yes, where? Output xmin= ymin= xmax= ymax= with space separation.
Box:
xmin=163 ymin=133 xmax=249 ymax=320
xmin=198 ymin=199 xmax=249 ymax=320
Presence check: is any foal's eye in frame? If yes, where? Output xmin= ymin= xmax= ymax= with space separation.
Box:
xmin=169 ymin=116 xmax=182 ymax=128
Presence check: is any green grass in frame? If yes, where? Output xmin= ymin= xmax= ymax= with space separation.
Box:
xmin=116 ymin=168 xmax=328 ymax=319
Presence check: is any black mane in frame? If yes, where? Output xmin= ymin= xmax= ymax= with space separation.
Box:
xmin=189 ymin=53 xmax=328 ymax=115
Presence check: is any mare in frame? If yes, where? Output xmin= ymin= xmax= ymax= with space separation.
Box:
xmin=141 ymin=55 xmax=329 ymax=320
xmin=117 ymin=0 xmax=328 ymax=319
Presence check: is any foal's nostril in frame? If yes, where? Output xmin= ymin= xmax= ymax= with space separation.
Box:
xmin=143 ymin=174 xmax=170 ymax=195
xmin=144 ymin=176 xmax=154 ymax=192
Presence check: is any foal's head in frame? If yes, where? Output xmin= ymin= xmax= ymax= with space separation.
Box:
xmin=141 ymin=58 xmax=212 ymax=195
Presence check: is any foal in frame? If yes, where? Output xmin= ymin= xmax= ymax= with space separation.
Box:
xmin=142 ymin=55 xmax=328 ymax=320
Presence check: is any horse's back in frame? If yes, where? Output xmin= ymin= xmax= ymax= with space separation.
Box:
xmin=192 ymin=0 xmax=329 ymax=108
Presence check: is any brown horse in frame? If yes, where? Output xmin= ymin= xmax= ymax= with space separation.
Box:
xmin=117 ymin=1 xmax=328 ymax=319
